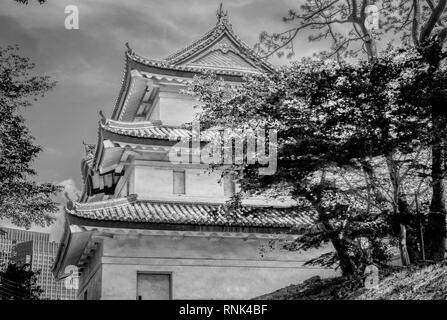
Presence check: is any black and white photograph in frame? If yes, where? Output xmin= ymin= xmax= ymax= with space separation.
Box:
xmin=1 ymin=0 xmax=447 ymax=311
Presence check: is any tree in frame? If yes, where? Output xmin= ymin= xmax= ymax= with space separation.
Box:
xmin=317 ymin=48 xmax=435 ymax=265
xmin=256 ymin=0 xmax=378 ymax=62
xmin=257 ymin=0 xmax=447 ymax=261
xmin=257 ymin=0 xmax=447 ymax=62
xmin=396 ymin=38 xmax=447 ymax=260
xmin=0 ymin=45 xmax=61 ymax=229
xmin=188 ymin=41 xmax=447 ymax=272
xmin=187 ymin=62 xmax=392 ymax=275
xmin=0 ymin=262 xmax=43 ymax=300
xmin=14 ymin=0 xmax=46 ymax=4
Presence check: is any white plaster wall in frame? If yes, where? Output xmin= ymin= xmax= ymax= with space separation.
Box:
xmin=98 ymin=234 xmax=338 ymax=300
xmin=185 ymin=169 xmax=223 ymax=197
xmin=147 ymin=96 xmax=160 ymax=121
xmin=134 ymin=166 xmax=173 ymax=196
xmin=78 ymin=243 xmax=103 ymax=300
xmin=80 ymin=266 xmax=102 ymax=300
xmin=157 ymin=91 xmax=198 ymax=126
xmin=134 ymin=166 xmax=225 ymax=199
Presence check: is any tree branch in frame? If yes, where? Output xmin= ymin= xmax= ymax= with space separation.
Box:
xmin=412 ymin=0 xmax=421 ymax=45
xmin=419 ymin=0 xmax=447 ymax=42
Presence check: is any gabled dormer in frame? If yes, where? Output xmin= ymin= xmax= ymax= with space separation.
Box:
xmin=164 ymin=6 xmax=274 ymax=74
xmin=111 ymin=7 xmax=274 ymax=123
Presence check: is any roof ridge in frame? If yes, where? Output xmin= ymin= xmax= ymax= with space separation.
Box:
xmin=100 ymin=119 xmax=218 ymax=142
xmin=104 ymin=119 xmax=164 ymax=128
xmin=139 ymin=198 xmax=297 ymax=209
xmin=66 ymin=196 xmax=316 ymax=229
xmin=166 ymin=3 xmax=232 ymax=64
xmin=127 ymin=49 xmax=262 ymax=76
xmin=71 ymin=195 xmax=299 ymax=211
xmin=165 ymin=21 xmax=225 ymax=62
xmin=73 ymin=194 xmax=137 ymax=211
xmin=163 ymin=18 xmax=275 ymax=72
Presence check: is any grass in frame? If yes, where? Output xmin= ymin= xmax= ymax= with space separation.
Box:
xmin=255 ymin=262 xmax=447 ymax=300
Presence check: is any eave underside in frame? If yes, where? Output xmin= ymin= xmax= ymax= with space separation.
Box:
xmin=66 ymin=213 xmax=304 ymax=235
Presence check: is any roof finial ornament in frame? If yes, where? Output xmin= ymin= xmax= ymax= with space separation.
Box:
xmin=216 ymin=2 xmax=229 ymax=24
xmin=125 ymin=42 xmax=133 ymax=54
xmin=99 ymin=110 xmax=107 ymax=122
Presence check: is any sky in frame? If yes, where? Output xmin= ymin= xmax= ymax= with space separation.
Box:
xmin=0 ymin=0 xmax=350 ymax=239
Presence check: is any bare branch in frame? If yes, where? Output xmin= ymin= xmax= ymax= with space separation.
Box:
xmin=426 ymin=0 xmax=435 ymax=10
xmin=419 ymin=0 xmax=447 ymax=42
xmin=439 ymin=25 xmax=447 ymax=40
xmin=259 ymin=19 xmax=353 ymax=58
xmin=305 ymin=0 xmax=341 ymax=21
xmin=412 ymin=0 xmax=421 ymax=45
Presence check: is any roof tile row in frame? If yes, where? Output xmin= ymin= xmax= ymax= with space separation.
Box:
xmin=68 ymin=196 xmax=316 ymax=229
xmin=101 ymin=120 xmax=216 ymax=142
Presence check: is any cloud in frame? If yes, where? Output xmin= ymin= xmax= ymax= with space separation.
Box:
xmin=2 ymin=0 xmax=313 ymax=190
xmin=1 ymin=0 xmax=324 ymax=242
xmin=47 ymin=179 xmax=82 ymax=243
xmin=44 ymin=147 xmax=62 ymax=156
xmin=0 ymin=178 xmax=81 ymax=243
xmin=57 ymin=178 xmax=82 ymax=202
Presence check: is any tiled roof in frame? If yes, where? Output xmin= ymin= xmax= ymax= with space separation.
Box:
xmin=165 ymin=19 xmax=229 ymax=63
xmin=83 ymin=143 xmax=96 ymax=167
xmin=101 ymin=119 xmax=217 ymax=142
xmin=188 ymin=50 xmax=259 ymax=72
xmin=164 ymin=18 xmax=274 ymax=73
xmin=125 ymin=17 xmax=274 ymax=77
xmin=113 ymin=13 xmax=275 ymax=121
xmin=127 ymin=50 xmax=262 ymax=77
xmin=67 ymin=195 xmax=316 ymax=229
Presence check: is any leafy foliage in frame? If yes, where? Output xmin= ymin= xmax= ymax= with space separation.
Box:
xmin=0 ymin=45 xmax=61 ymax=228
xmin=258 ymin=0 xmax=447 ymax=262
xmin=14 ymin=0 xmax=46 ymax=4
xmin=0 ymin=262 xmax=43 ymax=300
xmin=187 ymin=45 xmax=445 ymax=274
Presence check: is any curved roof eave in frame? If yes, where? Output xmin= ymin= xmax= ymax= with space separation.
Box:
xmin=164 ymin=19 xmax=275 ymax=73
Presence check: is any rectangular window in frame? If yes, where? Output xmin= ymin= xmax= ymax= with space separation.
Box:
xmin=137 ymin=273 xmax=172 ymax=300
xmin=223 ymin=174 xmax=235 ymax=197
xmin=173 ymin=170 xmax=185 ymax=195
xmin=126 ymin=178 xmax=131 ymax=196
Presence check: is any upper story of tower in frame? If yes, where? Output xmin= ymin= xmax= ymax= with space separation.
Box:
xmin=111 ymin=6 xmax=274 ymax=125
xmin=79 ymin=6 xmax=276 ymax=204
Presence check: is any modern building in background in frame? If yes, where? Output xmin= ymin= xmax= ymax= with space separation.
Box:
xmin=0 ymin=227 xmax=77 ymax=300
xmin=0 ymin=227 xmax=48 ymax=268
xmin=13 ymin=241 xmax=33 ymax=266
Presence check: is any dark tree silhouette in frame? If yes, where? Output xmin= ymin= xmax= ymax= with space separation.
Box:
xmin=14 ymin=0 xmax=46 ymax=4
xmin=0 ymin=262 xmax=43 ymax=300
xmin=258 ymin=0 xmax=447 ymax=262
xmin=0 ymin=45 xmax=61 ymax=228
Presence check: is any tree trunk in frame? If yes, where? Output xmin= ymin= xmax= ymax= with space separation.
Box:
xmin=316 ymin=202 xmax=357 ymax=276
xmin=416 ymin=193 xmax=426 ymax=261
xmin=331 ymin=237 xmax=356 ymax=276
xmin=398 ymin=196 xmax=421 ymax=263
xmin=399 ymin=224 xmax=411 ymax=266
xmin=386 ymin=153 xmax=413 ymax=265
xmin=427 ymin=111 xmax=447 ymax=260
xmin=421 ymin=40 xmax=447 ymax=261
xmin=311 ymin=191 xmax=358 ymax=276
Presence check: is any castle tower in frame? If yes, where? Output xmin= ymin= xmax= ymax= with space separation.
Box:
xmin=52 ymin=6 xmax=333 ymax=300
